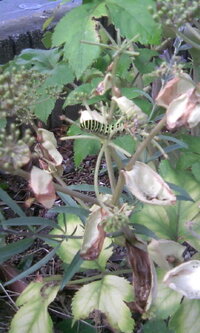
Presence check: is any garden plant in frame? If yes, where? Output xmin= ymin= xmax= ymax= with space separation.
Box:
xmin=0 ymin=0 xmax=200 ymax=332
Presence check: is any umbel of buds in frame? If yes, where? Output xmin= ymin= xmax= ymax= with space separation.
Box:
xmin=0 ymin=66 xmax=45 ymax=121
xmin=156 ymin=74 xmax=200 ymax=129
xmin=0 ymin=123 xmax=33 ymax=170
xmin=151 ymin=0 xmax=199 ymax=28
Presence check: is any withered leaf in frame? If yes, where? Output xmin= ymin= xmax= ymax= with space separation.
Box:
xmin=126 ymin=239 xmax=154 ymax=313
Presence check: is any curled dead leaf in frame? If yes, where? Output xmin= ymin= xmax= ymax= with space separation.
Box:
xmin=122 ymin=162 xmax=176 ymax=205
xmin=0 ymin=264 xmax=28 ymax=293
xmin=163 ymin=260 xmax=200 ymax=299
xmin=112 ymin=96 xmax=148 ymax=123
xmin=166 ymin=87 xmax=200 ymax=129
xmin=37 ymin=128 xmax=63 ymax=166
xmin=30 ymin=166 xmax=56 ymax=208
xmin=126 ymin=237 xmax=157 ymax=312
xmin=94 ymin=73 xmax=112 ymax=95
xmin=156 ymin=73 xmax=194 ymax=108
xmin=156 ymin=74 xmax=200 ymax=129
xmin=80 ymin=205 xmax=110 ymax=260
xmin=148 ymin=239 xmax=185 ymax=270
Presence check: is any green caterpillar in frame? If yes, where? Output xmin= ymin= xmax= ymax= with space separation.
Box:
xmin=80 ymin=119 xmax=124 ymax=137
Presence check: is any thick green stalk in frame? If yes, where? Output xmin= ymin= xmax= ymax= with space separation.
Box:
xmin=104 ymin=144 xmax=116 ymax=193
xmin=109 ymin=145 xmax=124 ymax=171
xmin=94 ymin=142 xmax=110 ymax=211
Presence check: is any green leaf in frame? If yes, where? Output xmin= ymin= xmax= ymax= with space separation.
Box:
xmin=192 ymin=162 xmax=200 ymax=182
xmin=0 ymin=238 xmax=33 ymax=264
xmin=44 ymin=62 xmax=74 ymax=86
xmin=169 ymin=299 xmax=200 ymax=333
xmin=113 ymin=135 xmax=137 ymax=155
xmin=120 ymin=88 xmax=140 ymax=99
xmin=158 ymin=135 xmax=188 ymax=148
xmin=57 ymin=318 xmax=96 ymax=333
xmin=133 ymin=97 xmax=152 ymax=115
xmin=72 ymin=275 xmax=134 ymax=333
xmin=167 ymin=182 xmax=194 ymax=202
xmin=130 ymin=160 xmax=200 ymax=249
xmin=176 ymin=152 xmax=200 ymax=171
xmin=133 ymin=223 xmax=159 ymax=240
xmin=33 ymin=62 xmax=74 ymax=123
xmin=143 ymin=319 xmax=174 ymax=333
xmin=33 ymin=92 xmax=56 ymax=124
xmin=42 ymin=16 xmax=54 ymax=31
xmin=179 ymin=134 xmax=200 ymax=154
xmin=74 ymin=137 xmax=101 ymax=167
xmin=106 ymin=0 xmax=161 ymax=45
xmin=66 ymin=124 xmax=101 ymax=166
xmin=57 ymin=191 xmax=79 ymax=207
xmin=116 ymin=54 xmax=133 ymax=79
xmin=64 ymin=78 xmax=102 ymax=107
xmin=148 ymin=143 xmax=188 ymax=161
xmin=50 ymin=206 xmax=89 ymax=220
xmin=50 ymin=214 xmax=112 ymax=270
xmin=152 ymin=269 xmax=182 ymax=319
xmin=67 ymin=124 xmax=82 ymax=136
xmin=17 ymin=48 xmax=60 ymax=72
xmin=42 ymin=31 xmax=53 ymax=49
xmin=69 ymin=184 xmax=113 ymax=194
xmin=134 ymin=48 xmax=158 ymax=74
xmin=0 ymin=118 xmax=6 ymax=129
xmin=0 ymin=188 xmax=25 ymax=217
xmin=9 ymin=281 xmax=59 ymax=333
xmin=2 ymin=217 xmax=63 ymax=230
xmin=52 ymin=2 xmax=107 ymax=78
xmin=4 ymin=247 xmax=59 ymax=286
xmin=18 ymin=49 xmax=74 ymax=123
xmin=61 ymin=251 xmax=83 ymax=289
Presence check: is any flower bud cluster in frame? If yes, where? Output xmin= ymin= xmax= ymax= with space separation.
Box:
xmin=67 ymin=91 xmax=90 ymax=105
xmin=145 ymin=62 xmax=183 ymax=86
xmin=0 ymin=123 xmax=34 ymax=170
xmin=150 ymin=0 xmax=199 ymax=27
xmin=103 ymin=213 xmax=129 ymax=233
xmin=0 ymin=66 xmax=45 ymax=120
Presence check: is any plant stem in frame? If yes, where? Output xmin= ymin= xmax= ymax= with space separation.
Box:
xmin=44 ymin=268 xmax=132 ymax=285
xmin=13 ymin=169 xmax=99 ymax=205
xmin=81 ymin=40 xmax=118 ymax=51
xmin=108 ymin=54 xmax=121 ymax=121
xmin=126 ymin=114 xmax=167 ymax=170
xmin=104 ymin=144 xmax=116 ymax=193
xmin=61 ymin=135 xmax=100 ymax=141
xmin=108 ymin=142 xmax=131 ymax=157
xmin=54 ymin=174 xmax=89 ymax=209
xmin=110 ymin=146 xmax=125 ymax=170
xmin=0 ymin=283 xmax=19 ymax=311
xmin=94 ymin=143 xmax=110 ymax=211
xmin=176 ymin=30 xmax=200 ymax=50
xmin=112 ymin=115 xmax=167 ymax=205
xmin=55 ymin=183 xmax=98 ymax=205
